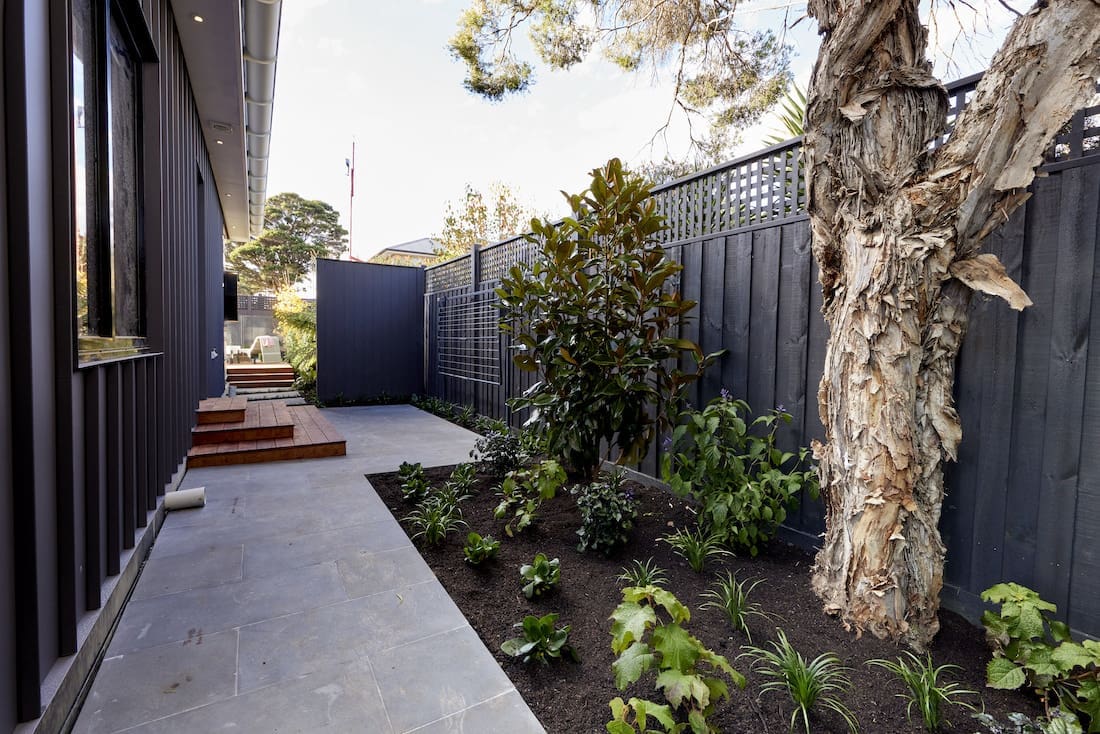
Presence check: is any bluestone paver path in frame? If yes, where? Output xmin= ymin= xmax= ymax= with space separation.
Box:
xmin=73 ymin=404 xmax=545 ymax=734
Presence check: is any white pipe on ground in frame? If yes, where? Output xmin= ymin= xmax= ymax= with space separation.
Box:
xmin=164 ymin=487 xmax=207 ymax=511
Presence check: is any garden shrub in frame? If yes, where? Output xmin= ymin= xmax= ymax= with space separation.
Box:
xmin=573 ymin=469 xmax=638 ymax=555
xmin=496 ymin=157 xmax=720 ymax=479
xmin=981 ymin=583 xmax=1099 ymax=732
xmin=273 ymin=291 xmax=317 ymax=388
xmin=397 ymin=461 xmax=429 ymax=503
xmin=472 ymin=425 xmax=528 ymax=478
xmin=661 ymin=393 xmax=818 ymax=556
xmin=501 ymin=613 xmax=577 ymax=665
xmin=463 ymin=531 xmax=500 ymax=565
xmin=519 ymin=553 xmax=561 ymax=599
xmin=494 ymin=459 xmax=566 ymax=536
xmin=609 ymin=584 xmax=745 ymax=733
xmin=403 ymin=494 xmax=466 ymax=546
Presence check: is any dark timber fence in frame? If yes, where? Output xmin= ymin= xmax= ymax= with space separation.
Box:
xmin=419 ymin=75 xmax=1100 ymax=636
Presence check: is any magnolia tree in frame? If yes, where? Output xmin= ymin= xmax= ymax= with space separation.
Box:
xmin=452 ymin=0 xmax=1100 ymax=647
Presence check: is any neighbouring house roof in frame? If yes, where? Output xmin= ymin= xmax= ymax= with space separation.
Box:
xmin=383 ymin=237 xmax=439 ymax=256
xmin=169 ymin=0 xmax=282 ymax=241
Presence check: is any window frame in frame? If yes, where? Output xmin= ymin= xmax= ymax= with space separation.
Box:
xmin=70 ymin=0 xmax=157 ymax=366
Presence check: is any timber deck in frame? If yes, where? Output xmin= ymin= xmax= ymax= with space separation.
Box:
xmin=187 ymin=398 xmax=345 ymax=468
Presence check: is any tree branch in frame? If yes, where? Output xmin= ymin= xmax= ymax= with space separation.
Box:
xmin=932 ymin=0 xmax=1100 ymax=255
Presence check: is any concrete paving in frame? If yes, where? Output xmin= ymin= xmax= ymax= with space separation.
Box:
xmin=73 ymin=404 xmax=545 ymax=734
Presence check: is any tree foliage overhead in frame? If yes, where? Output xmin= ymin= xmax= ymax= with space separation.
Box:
xmin=449 ymin=0 xmax=792 ymax=154
xmin=435 ymin=182 xmax=536 ymax=261
xmin=227 ymin=193 xmax=347 ymax=294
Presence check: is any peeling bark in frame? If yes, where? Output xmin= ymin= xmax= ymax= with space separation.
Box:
xmin=804 ymin=0 xmax=1100 ymax=648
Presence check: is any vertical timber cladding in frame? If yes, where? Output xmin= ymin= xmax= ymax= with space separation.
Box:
xmin=0 ymin=0 xmax=18 ymax=725
xmin=0 ymin=0 xmax=223 ymax=725
xmin=315 ymin=259 xmax=425 ymax=403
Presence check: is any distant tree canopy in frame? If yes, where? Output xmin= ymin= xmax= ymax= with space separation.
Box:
xmin=227 ymin=193 xmax=347 ymax=294
xmin=449 ymin=0 xmax=792 ymax=155
xmin=434 ymin=182 xmax=536 ymax=261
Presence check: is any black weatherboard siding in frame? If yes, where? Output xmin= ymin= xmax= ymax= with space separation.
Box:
xmin=1 ymin=0 xmax=227 ymax=727
xmin=316 ymin=259 xmax=425 ymax=403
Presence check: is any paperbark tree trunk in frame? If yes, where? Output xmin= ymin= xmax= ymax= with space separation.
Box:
xmin=803 ymin=0 xmax=1100 ymax=648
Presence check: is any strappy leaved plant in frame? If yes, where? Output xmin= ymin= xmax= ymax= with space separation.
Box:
xmin=868 ymin=651 xmax=975 ymax=731
xmin=740 ymin=629 xmax=858 ymax=733
xmin=661 ymin=527 xmax=732 ymax=573
xmin=699 ymin=572 xmax=772 ymax=642
xmin=616 ymin=558 xmax=669 ymax=589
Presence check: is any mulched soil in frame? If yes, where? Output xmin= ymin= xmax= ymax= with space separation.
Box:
xmin=367 ymin=464 xmax=1041 ymax=733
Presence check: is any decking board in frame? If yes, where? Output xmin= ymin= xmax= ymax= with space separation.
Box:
xmin=187 ymin=399 xmax=345 ymax=468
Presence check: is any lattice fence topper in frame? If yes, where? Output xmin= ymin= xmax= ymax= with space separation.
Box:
xmin=436 ymin=288 xmax=501 ymax=384
xmin=481 ymin=234 xmax=537 ymax=284
xmin=425 ymin=253 xmax=472 ymax=293
xmin=425 ymin=75 xmax=1100 ymax=295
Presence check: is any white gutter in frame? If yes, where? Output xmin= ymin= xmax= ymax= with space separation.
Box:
xmin=242 ymin=0 xmax=282 ymax=237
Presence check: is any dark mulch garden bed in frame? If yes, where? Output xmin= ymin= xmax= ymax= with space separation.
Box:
xmin=367 ymin=464 xmax=1040 ymax=733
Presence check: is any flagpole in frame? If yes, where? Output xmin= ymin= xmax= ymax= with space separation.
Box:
xmin=348 ymin=139 xmax=356 ymax=259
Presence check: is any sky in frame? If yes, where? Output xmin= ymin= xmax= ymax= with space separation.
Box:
xmin=264 ymin=1 xmax=1018 ymax=262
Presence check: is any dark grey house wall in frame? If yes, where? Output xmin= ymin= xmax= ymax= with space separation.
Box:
xmin=1 ymin=0 xmax=225 ymax=726
xmin=203 ymin=172 xmax=227 ymax=398
xmin=422 ymin=152 xmax=1100 ymax=638
xmin=316 ymin=259 xmax=425 ymax=403
xmin=0 ymin=0 xmax=17 ymax=726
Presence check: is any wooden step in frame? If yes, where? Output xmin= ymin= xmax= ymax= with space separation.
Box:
xmin=227 ymin=370 xmax=294 ymax=380
xmin=186 ymin=402 xmax=346 ymax=468
xmin=227 ymin=378 xmax=297 ymax=388
xmin=226 ymin=364 xmax=294 ymax=375
xmin=192 ymin=399 xmax=296 ymax=446
xmin=195 ymin=396 xmax=248 ymax=425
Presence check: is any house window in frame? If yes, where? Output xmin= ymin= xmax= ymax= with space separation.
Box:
xmin=72 ymin=0 xmax=147 ymax=362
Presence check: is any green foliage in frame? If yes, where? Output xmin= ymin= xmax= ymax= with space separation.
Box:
xmin=403 ymin=495 xmax=467 ymax=546
xmin=607 ymin=697 xmax=684 ymax=734
xmin=397 ymin=461 xmax=430 ymax=503
xmin=699 ymin=572 xmax=771 ymax=642
xmin=972 ymin=711 xmax=1085 ymax=734
xmin=661 ymin=527 xmax=731 ymax=574
xmin=662 ymin=394 xmax=818 ymax=556
xmin=463 ymin=531 xmax=501 ymax=565
xmin=764 ymin=83 xmax=807 ymax=144
xmin=226 ymin=192 xmax=347 ymax=294
xmin=867 ymin=651 xmax=975 ymax=732
xmin=980 ymin=583 xmax=1099 ymax=731
xmin=434 ymin=182 xmax=536 ymax=261
xmin=501 ymin=612 xmax=578 ymax=665
xmin=739 ymin=629 xmax=858 ymax=734
xmin=433 ymin=480 xmax=474 ymax=508
xmin=447 ymin=1 xmax=791 ymax=152
xmin=472 ymin=425 xmax=529 ymax=478
xmin=610 ymin=585 xmax=745 ymax=733
xmin=449 ymin=463 xmax=478 ymax=494
xmin=494 ymin=460 xmax=567 ymax=536
xmin=617 ymin=558 xmax=669 ymax=589
xmin=497 ymin=158 xmax=719 ymax=479
xmin=574 ymin=470 xmax=639 ymax=555
xmin=273 ymin=291 xmax=317 ymax=387
xmin=519 ymin=553 xmax=561 ymax=599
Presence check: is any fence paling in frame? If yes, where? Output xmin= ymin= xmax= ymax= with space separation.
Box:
xmin=413 ymin=74 xmax=1100 ymax=638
